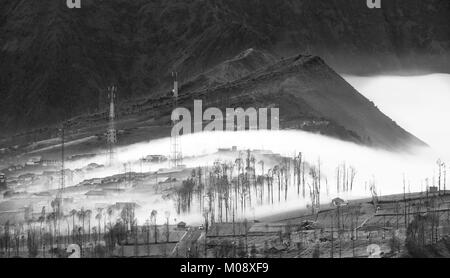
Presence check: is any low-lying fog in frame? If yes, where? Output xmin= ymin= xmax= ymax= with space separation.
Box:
xmin=344 ymin=74 xmax=450 ymax=159
xmin=56 ymin=74 xmax=450 ymax=224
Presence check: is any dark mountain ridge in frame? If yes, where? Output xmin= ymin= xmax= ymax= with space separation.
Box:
xmin=171 ymin=51 xmax=426 ymax=149
xmin=0 ymin=0 xmax=448 ymax=137
xmin=0 ymin=49 xmax=423 ymax=153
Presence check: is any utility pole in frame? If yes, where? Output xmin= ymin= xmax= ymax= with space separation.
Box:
xmin=244 ymin=218 xmax=248 ymax=257
xmin=56 ymin=124 xmax=65 ymax=249
xmin=204 ymin=211 xmax=208 ymax=258
xmin=337 ymin=205 xmax=341 ymax=258
xmin=351 ymin=213 xmax=355 ymax=258
xmin=331 ymin=214 xmax=334 ymax=258
xmin=170 ymin=72 xmax=182 ymax=169
xmin=60 ymin=125 xmax=65 ymax=196
xmin=438 ymin=159 xmax=442 ymax=195
xmin=107 ymin=85 xmax=117 ymax=166
xmin=403 ymin=174 xmax=407 ymax=228
xmin=444 ymin=163 xmax=447 ymax=195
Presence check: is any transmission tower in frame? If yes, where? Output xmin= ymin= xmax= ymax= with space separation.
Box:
xmin=170 ymin=72 xmax=182 ymax=168
xmin=107 ymin=85 xmax=117 ymax=166
xmin=57 ymin=125 xmax=65 ymax=212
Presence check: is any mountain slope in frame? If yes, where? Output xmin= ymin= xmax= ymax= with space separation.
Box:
xmin=0 ymin=0 xmax=448 ymax=135
xmin=180 ymin=48 xmax=278 ymax=93
xmin=169 ymin=51 xmax=425 ymax=149
xmin=0 ymin=49 xmax=426 ymax=152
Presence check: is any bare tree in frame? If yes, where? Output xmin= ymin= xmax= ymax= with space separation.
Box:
xmin=164 ymin=211 xmax=170 ymax=243
xmin=151 ymin=210 xmax=158 ymax=244
xmin=349 ymin=167 xmax=357 ymax=192
xmin=70 ymin=209 xmax=77 ymax=243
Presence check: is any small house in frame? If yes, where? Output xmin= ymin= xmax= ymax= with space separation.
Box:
xmin=177 ymin=221 xmax=187 ymax=229
xmin=331 ymin=197 xmax=347 ymax=207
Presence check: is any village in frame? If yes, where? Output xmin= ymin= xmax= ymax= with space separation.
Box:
xmin=1 ymin=142 xmax=449 ymax=258
xmin=0 ymin=62 xmax=449 ymax=259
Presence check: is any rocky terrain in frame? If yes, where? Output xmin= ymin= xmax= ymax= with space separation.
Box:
xmin=0 ymin=49 xmax=426 ymax=157
xmin=176 ymin=49 xmax=425 ymax=149
xmin=0 ymin=0 xmax=449 ymax=133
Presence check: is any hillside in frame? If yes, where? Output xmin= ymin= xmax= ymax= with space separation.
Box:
xmin=33 ymin=49 xmax=424 ymax=151
xmin=0 ymin=0 xmax=449 ymax=132
xmin=171 ymin=50 xmax=425 ymax=149
xmin=0 ymin=47 xmax=426 ymax=152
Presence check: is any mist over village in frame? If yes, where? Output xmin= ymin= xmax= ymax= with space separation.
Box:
xmin=0 ymin=0 xmax=449 ymax=262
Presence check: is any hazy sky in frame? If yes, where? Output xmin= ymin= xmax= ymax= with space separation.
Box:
xmin=344 ymin=74 xmax=450 ymax=158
